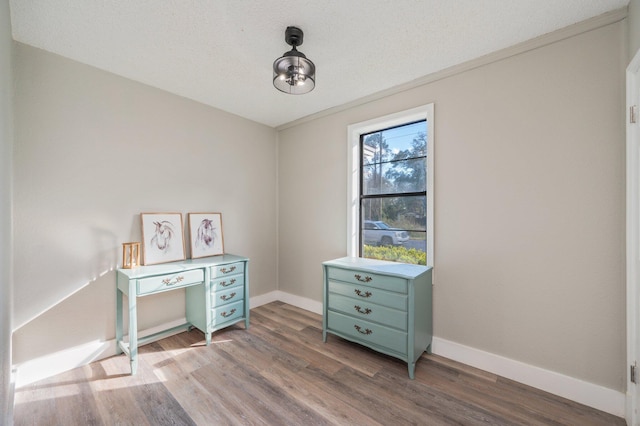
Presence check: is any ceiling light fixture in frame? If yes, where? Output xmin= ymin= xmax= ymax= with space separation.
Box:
xmin=273 ymin=26 xmax=315 ymax=95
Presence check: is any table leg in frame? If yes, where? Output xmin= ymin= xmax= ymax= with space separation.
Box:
xmin=116 ymin=289 xmax=123 ymax=355
xmin=128 ymin=285 xmax=138 ymax=375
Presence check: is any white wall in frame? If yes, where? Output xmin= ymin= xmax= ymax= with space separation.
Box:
xmin=0 ymin=0 xmax=14 ymax=421
xmin=630 ymin=0 xmax=640 ymax=58
xmin=12 ymin=44 xmax=278 ymax=367
xmin=278 ymin=20 xmax=626 ymax=392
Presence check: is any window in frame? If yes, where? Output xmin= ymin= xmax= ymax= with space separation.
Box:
xmin=347 ymin=104 xmax=434 ymax=266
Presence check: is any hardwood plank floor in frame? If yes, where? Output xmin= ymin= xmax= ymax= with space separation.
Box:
xmin=13 ymin=302 xmax=625 ymax=425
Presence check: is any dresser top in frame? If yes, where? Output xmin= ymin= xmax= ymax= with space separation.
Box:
xmin=117 ymin=253 xmax=248 ymax=279
xmin=323 ymin=256 xmax=431 ymax=279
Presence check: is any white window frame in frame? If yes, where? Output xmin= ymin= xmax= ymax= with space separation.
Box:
xmin=347 ymin=104 xmax=434 ymax=266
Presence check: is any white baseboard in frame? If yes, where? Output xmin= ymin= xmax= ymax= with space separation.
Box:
xmin=16 ymin=340 xmax=114 ymax=388
xmin=252 ymin=290 xmax=323 ymax=315
xmin=248 ymin=290 xmax=280 ymax=308
xmin=12 ymin=292 xmax=626 ymax=419
xmin=431 ymin=337 xmax=625 ymax=418
xmin=14 ymin=318 xmax=188 ymax=388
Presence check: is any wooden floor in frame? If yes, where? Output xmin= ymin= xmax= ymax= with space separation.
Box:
xmin=14 ymin=302 xmax=624 ymax=425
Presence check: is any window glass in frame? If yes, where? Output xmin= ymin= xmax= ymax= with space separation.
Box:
xmin=359 ymin=120 xmax=427 ymax=265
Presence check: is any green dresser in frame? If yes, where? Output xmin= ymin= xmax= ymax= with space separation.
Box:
xmin=322 ymin=257 xmax=432 ymax=379
xmin=116 ymin=254 xmax=249 ymax=374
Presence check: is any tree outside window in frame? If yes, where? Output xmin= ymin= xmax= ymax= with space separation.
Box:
xmin=360 ymin=120 xmax=427 ymax=265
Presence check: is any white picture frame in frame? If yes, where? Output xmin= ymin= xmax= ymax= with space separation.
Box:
xmin=188 ymin=212 xmax=224 ymax=258
xmin=140 ymin=213 xmax=186 ymax=265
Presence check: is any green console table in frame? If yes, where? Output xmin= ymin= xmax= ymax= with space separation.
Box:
xmin=116 ymin=254 xmax=249 ymax=374
xmin=322 ymin=256 xmax=432 ymax=379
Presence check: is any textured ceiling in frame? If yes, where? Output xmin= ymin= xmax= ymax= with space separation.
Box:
xmin=9 ymin=0 xmax=629 ymax=127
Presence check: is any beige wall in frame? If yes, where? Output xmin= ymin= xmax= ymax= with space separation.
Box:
xmin=12 ymin=44 xmax=278 ymax=365
xmin=1 ymin=0 xmax=13 ymax=420
xmin=278 ymin=22 xmax=626 ymax=390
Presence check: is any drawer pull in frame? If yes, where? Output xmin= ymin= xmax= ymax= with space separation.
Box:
xmin=354 ymin=325 xmax=372 ymax=335
xmin=354 ymin=274 xmax=372 ymax=283
xmin=220 ymin=278 xmax=237 ymax=287
xmin=220 ymin=292 xmax=236 ymax=301
xmin=220 ymin=266 xmax=237 ymax=274
xmin=162 ymin=276 xmax=184 ymax=286
xmin=354 ymin=305 xmax=372 ymax=315
xmin=220 ymin=308 xmax=236 ymax=318
xmin=354 ymin=289 xmax=372 ymax=298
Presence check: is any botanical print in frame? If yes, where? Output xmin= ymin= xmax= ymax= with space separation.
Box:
xmin=141 ymin=213 xmax=185 ymax=265
xmin=189 ymin=213 xmax=224 ymax=258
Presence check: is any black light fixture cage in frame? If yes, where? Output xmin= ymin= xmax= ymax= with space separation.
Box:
xmin=273 ymin=26 xmax=316 ymax=94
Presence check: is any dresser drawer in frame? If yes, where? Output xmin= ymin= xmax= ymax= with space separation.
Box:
xmin=211 ymin=262 xmax=244 ymax=278
xmin=328 ymin=293 xmax=407 ymax=331
xmin=326 ymin=267 xmax=407 ymax=293
xmin=211 ymin=286 xmax=244 ymax=308
xmin=137 ymin=269 xmax=204 ymax=295
xmin=211 ymin=300 xmax=244 ymax=326
xmin=328 ymin=280 xmax=407 ymax=311
xmin=327 ymin=311 xmax=407 ymax=354
xmin=210 ymin=274 xmax=244 ymax=292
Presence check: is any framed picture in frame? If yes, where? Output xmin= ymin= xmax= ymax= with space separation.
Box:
xmin=188 ymin=212 xmax=224 ymax=258
xmin=140 ymin=213 xmax=186 ymax=265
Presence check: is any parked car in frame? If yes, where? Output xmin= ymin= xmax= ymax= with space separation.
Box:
xmin=363 ymin=220 xmax=410 ymax=246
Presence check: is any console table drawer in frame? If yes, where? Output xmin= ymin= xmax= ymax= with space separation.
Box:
xmin=327 ymin=267 xmax=407 ymax=293
xmin=212 ymin=300 xmax=244 ymax=326
xmin=328 ymin=293 xmax=407 ymax=331
xmin=211 ymin=262 xmax=244 ymax=278
xmin=328 ymin=280 xmax=407 ymax=311
xmin=137 ymin=269 xmax=204 ymax=295
xmin=212 ymin=286 xmax=244 ymax=308
xmin=211 ymin=274 xmax=244 ymax=292
xmin=327 ymin=310 xmax=407 ymax=354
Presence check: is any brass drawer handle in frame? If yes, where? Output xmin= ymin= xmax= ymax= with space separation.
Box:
xmin=220 ymin=308 xmax=236 ymax=318
xmin=220 ymin=278 xmax=237 ymax=287
xmin=354 ymin=325 xmax=372 ymax=335
xmin=220 ymin=266 xmax=237 ymax=274
xmin=354 ymin=289 xmax=372 ymax=298
xmin=354 ymin=305 xmax=371 ymax=315
xmin=162 ymin=276 xmax=184 ymax=286
xmin=220 ymin=292 xmax=236 ymax=301
xmin=354 ymin=274 xmax=372 ymax=283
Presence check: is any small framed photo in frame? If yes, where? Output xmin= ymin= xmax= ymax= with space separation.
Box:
xmin=140 ymin=213 xmax=186 ymax=265
xmin=188 ymin=212 xmax=224 ymax=258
